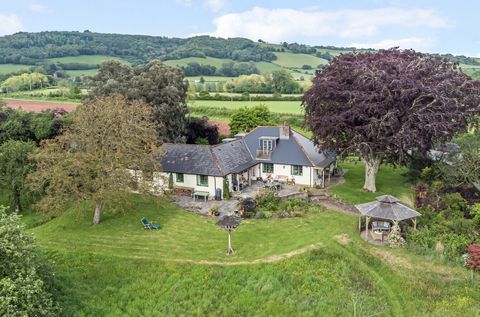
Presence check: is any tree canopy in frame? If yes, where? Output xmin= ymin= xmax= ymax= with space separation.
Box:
xmin=0 ymin=206 xmax=59 ymax=316
xmin=0 ymin=140 xmax=36 ymax=211
xmin=0 ymin=105 xmax=68 ymax=145
xmin=28 ymin=95 xmax=160 ymax=224
xmin=229 ymin=105 xmax=274 ymax=135
xmin=0 ymin=32 xmax=276 ymax=65
xmin=224 ymin=70 xmax=302 ymax=94
xmin=303 ymin=49 xmax=480 ymax=192
xmin=88 ymin=60 xmax=189 ymax=143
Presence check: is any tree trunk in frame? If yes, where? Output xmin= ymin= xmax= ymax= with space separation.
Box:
xmin=13 ymin=190 xmax=21 ymax=212
xmin=363 ymin=156 xmax=381 ymax=192
xmin=92 ymin=203 xmax=103 ymax=224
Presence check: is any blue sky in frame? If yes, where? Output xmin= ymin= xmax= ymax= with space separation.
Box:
xmin=0 ymin=0 xmax=478 ymax=56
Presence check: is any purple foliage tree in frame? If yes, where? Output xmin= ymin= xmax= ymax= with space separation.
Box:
xmin=303 ymin=49 xmax=480 ymax=192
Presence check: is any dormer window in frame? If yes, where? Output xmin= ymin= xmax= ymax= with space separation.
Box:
xmin=262 ymin=139 xmax=273 ymax=152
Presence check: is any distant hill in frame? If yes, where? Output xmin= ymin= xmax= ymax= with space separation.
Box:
xmin=0 ymin=31 xmax=479 ymax=80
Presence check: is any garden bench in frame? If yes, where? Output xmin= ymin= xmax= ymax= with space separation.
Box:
xmin=193 ymin=191 xmax=209 ymax=202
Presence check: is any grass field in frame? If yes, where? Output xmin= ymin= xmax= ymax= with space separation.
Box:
xmin=186 ymin=75 xmax=236 ymax=82
xmin=189 ymin=100 xmax=303 ymax=114
xmin=0 ymin=64 xmax=33 ymax=74
xmin=22 ymin=167 xmax=479 ymax=315
xmin=329 ymin=160 xmax=414 ymax=205
xmin=64 ymin=69 xmax=100 ymax=76
xmin=45 ymin=55 xmax=130 ymax=65
xmin=273 ymin=52 xmax=329 ymax=68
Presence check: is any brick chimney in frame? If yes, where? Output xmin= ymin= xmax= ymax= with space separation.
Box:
xmin=279 ymin=125 xmax=290 ymax=140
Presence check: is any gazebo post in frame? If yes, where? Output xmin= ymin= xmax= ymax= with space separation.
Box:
xmin=412 ymin=218 xmax=417 ymax=230
xmin=365 ymin=216 xmax=370 ymax=239
xmin=358 ymin=216 xmax=361 ymax=232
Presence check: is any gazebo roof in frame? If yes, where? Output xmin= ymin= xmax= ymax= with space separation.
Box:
xmin=355 ymin=195 xmax=421 ymax=221
xmin=216 ymin=215 xmax=242 ymax=229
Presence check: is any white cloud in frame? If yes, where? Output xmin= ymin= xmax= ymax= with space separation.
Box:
xmin=204 ymin=0 xmax=227 ymax=13
xmin=209 ymin=6 xmax=448 ymax=42
xmin=350 ymin=37 xmax=435 ymax=51
xmin=0 ymin=13 xmax=22 ymax=36
xmin=28 ymin=2 xmax=50 ymax=13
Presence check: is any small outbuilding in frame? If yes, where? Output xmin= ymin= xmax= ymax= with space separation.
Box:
xmin=355 ymin=195 xmax=421 ymax=244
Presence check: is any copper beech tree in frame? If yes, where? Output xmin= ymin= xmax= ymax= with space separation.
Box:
xmin=303 ymin=49 xmax=480 ymax=192
xmin=28 ymin=95 xmax=161 ymax=224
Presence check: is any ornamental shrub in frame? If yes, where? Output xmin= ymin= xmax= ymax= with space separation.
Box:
xmin=466 ymin=243 xmax=480 ymax=270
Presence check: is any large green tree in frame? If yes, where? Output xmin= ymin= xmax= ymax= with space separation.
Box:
xmin=303 ymin=49 xmax=480 ymax=192
xmin=88 ymin=60 xmax=189 ymax=143
xmin=28 ymin=95 xmax=160 ymax=224
xmin=0 ymin=105 xmax=67 ymax=145
xmin=0 ymin=206 xmax=59 ymax=316
xmin=229 ymin=105 xmax=274 ymax=135
xmin=0 ymin=140 xmax=36 ymax=212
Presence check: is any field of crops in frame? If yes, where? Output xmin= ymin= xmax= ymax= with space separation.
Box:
xmin=45 ymin=54 xmax=129 ymax=65
xmin=0 ymin=64 xmax=33 ymax=74
xmin=189 ymin=100 xmax=303 ymax=114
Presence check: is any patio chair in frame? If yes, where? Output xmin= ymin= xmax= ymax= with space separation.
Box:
xmin=141 ymin=217 xmax=160 ymax=229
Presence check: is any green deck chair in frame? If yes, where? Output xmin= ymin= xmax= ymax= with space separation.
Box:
xmin=141 ymin=217 xmax=160 ymax=229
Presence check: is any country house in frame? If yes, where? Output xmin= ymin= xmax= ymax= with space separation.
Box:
xmin=158 ymin=126 xmax=336 ymax=200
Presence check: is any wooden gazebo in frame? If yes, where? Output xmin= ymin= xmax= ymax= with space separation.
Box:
xmin=355 ymin=195 xmax=421 ymax=242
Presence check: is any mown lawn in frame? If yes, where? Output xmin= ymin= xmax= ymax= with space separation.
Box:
xmin=25 ymin=189 xmax=479 ymax=316
xmin=329 ymin=160 xmax=414 ymax=205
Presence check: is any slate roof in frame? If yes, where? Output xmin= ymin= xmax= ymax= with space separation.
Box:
xmin=211 ymin=139 xmax=256 ymax=174
xmin=161 ymin=144 xmax=222 ymax=176
xmin=243 ymin=126 xmax=335 ymax=167
xmin=160 ymin=127 xmax=335 ymax=176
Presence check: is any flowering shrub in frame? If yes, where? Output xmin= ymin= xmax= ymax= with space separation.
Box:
xmin=388 ymin=223 xmax=406 ymax=248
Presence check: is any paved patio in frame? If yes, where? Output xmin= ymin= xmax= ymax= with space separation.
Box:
xmin=360 ymin=229 xmax=389 ymax=246
xmin=172 ymin=181 xmax=304 ymax=217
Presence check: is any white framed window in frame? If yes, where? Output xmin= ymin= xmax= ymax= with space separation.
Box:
xmin=262 ymin=139 xmax=273 ymax=152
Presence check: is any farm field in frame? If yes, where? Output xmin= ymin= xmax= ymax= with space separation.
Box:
xmin=186 ymin=75 xmax=236 ymax=82
xmin=45 ymin=54 xmax=130 ymax=65
xmin=189 ymin=100 xmax=303 ymax=114
xmin=0 ymin=63 xmax=33 ymax=74
xmin=164 ymin=56 xmax=233 ymax=69
xmin=273 ymin=52 xmax=329 ymax=68
xmin=64 ymin=69 xmax=100 ymax=76
xmin=23 ymin=162 xmax=480 ymax=316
